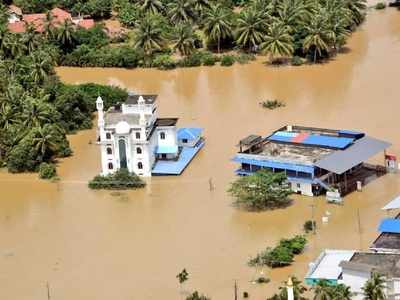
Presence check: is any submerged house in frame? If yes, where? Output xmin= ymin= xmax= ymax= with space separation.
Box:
xmin=306 ymin=250 xmax=400 ymax=300
xmin=371 ymin=213 xmax=400 ymax=253
xmin=233 ymin=125 xmax=391 ymax=197
xmin=96 ymin=93 xmax=204 ymax=177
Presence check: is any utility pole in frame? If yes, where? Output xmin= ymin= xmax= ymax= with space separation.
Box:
xmin=310 ymin=202 xmax=316 ymax=235
xmin=357 ymin=209 xmax=362 ymax=250
xmin=46 ymin=282 xmax=51 ymax=300
xmin=234 ymin=280 xmax=238 ymax=300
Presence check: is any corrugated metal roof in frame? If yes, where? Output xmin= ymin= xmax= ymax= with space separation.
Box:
xmin=314 ymin=136 xmax=391 ymax=174
xmin=379 ymin=219 xmax=400 ymax=234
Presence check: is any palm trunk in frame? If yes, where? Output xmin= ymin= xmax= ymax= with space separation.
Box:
xmin=218 ymin=36 xmax=220 ymax=54
xmin=314 ymin=48 xmax=317 ymax=63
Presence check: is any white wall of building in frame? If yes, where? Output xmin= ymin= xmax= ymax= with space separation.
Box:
xmin=290 ymin=181 xmax=313 ymax=196
xmin=156 ymin=127 xmax=177 ymax=148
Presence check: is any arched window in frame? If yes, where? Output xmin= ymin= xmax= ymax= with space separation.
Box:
xmin=136 ymin=147 xmax=142 ymax=154
xmin=160 ymin=132 xmax=166 ymax=140
xmin=136 ymin=132 xmax=141 ymax=139
xmin=108 ymin=163 xmax=113 ymax=170
xmin=106 ymin=147 xmax=112 ymax=155
xmin=138 ymin=162 xmax=143 ymax=169
xmin=106 ymin=132 xmax=111 ymax=139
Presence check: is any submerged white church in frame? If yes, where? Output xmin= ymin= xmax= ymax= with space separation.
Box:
xmin=96 ymin=92 xmax=204 ymax=177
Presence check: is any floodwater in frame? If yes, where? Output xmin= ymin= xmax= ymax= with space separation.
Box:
xmin=1 ymin=9 xmax=400 ymax=300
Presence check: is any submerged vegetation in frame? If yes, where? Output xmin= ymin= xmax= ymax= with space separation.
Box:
xmin=229 ymin=169 xmax=292 ymax=211
xmin=261 ymin=99 xmax=285 ymax=109
xmin=88 ymin=169 xmax=146 ymax=190
xmin=2 ymin=0 xmax=367 ymax=69
xmin=0 ymin=5 xmax=127 ymax=174
xmin=248 ymin=235 xmax=307 ymax=268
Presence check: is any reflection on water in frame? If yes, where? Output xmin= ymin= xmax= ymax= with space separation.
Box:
xmin=1 ymin=10 xmax=400 ymax=300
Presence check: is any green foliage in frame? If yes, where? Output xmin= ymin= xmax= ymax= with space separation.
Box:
xmin=185 ymin=291 xmax=210 ymax=300
xmin=178 ymin=51 xmax=203 ymax=67
xmin=152 ymin=54 xmax=177 ymax=70
xmin=235 ymin=52 xmax=255 ymax=64
xmin=291 ymin=56 xmax=305 ymax=66
xmin=261 ymin=99 xmax=285 ymax=110
xmin=39 ymin=162 xmax=57 ymax=179
xmin=202 ymin=53 xmax=218 ymax=66
xmin=88 ymin=169 xmax=146 ymax=190
xmin=256 ymin=276 xmax=270 ymax=284
xmin=304 ymin=220 xmax=316 ymax=233
xmin=229 ymin=169 xmax=292 ymax=211
xmin=362 ymin=272 xmax=387 ymax=300
xmin=375 ymin=2 xmax=386 ymax=9
xmin=118 ymin=3 xmax=140 ymax=28
xmin=177 ymin=268 xmax=189 ymax=284
xmin=220 ymin=54 xmax=235 ymax=66
xmin=248 ymin=235 xmax=307 ymax=268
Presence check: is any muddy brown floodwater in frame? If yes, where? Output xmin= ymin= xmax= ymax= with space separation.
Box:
xmin=1 ymin=9 xmax=400 ymax=300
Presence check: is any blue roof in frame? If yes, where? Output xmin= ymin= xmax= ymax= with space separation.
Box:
xmin=268 ymin=132 xmax=354 ymax=149
xmin=378 ymin=219 xmax=400 ymax=233
xmin=232 ymin=155 xmax=314 ymax=174
xmin=152 ymin=141 xmax=204 ymax=175
xmin=156 ymin=145 xmax=178 ymax=154
xmin=177 ymin=128 xmax=203 ymax=141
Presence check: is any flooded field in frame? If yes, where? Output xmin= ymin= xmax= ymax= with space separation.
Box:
xmin=1 ymin=9 xmax=400 ymax=300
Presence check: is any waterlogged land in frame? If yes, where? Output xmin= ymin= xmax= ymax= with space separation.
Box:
xmin=1 ymin=9 xmax=400 ymax=300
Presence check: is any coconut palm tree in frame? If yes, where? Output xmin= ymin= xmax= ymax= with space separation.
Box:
xmin=302 ymin=14 xmax=332 ymax=62
xmin=31 ymin=124 xmax=59 ymax=159
xmin=260 ymin=21 xmax=293 ymax=62
xmin=43 ymin=11 xmax=55 ymax=40
xmin=3 ymin=34 xmax=25 ymax=58
xmin=193 ymin=0 xmax=211 ymax=20
xmin=331 ymin=284 xmax=353 ymax=300
xmin=57 ymin=20 xmax=76 ymax=50
xmin=134 ymin=15 xmax=165 ymax=56
xmin=362 ymin=272 xmax=387 ymax=300
xmin=167 ymin=0 xmax=196 ymax=24
xmin=21 ymin=95 xmax=55 ymax=128
xmin=235 ymin=8 xmax=267 ymax=52
xmin=139 ymin=0 xmax=164 ymax=15
xmin=345 ymin=0 xmax=367 ymax=26
xmin=22 ymin=24 xmax=40 ymax=54
xmin=277 ymin=277 xmax=308 ymax=300
xmin=29 ymin=52 xmax=54 ymax=85
xmin=312 ymin=280 xmax=333 ymax=300
xmin=277 ymin=0 xmax=310 ymax=31
xmin=170 ymin=23 xmax=197 ymax=56
xmin=203 ymin=4 xmax=233 ymax=53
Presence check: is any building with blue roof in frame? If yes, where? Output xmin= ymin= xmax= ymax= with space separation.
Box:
xmin=233 ymin=125 xmax=391 ymax=197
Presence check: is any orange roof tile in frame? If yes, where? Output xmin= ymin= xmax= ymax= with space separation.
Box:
xmin=77 ymin=19 xmax=95 ymax=29
xmin=8 ymin=21 xmax=26 ymax=33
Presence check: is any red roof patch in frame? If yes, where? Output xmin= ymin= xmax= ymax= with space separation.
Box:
xmin=8 ymin=21 xmax=26 ymax=33
xmin=78 ymin=19 xmax=95 ymax=29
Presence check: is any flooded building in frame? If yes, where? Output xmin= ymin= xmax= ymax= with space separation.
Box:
xmin=96 ymin=93 xmax=204 ymax=177
xmin=371 ymin=212 xmax=400 ymax=253
xmin=233 ymin=125 xmax=391 ymax=197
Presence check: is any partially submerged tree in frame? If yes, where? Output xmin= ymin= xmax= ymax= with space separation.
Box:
xmin=229 ymin=169 xmax=292 ymax=211
xmin=362 ymin=272 xmax=387 ymax=300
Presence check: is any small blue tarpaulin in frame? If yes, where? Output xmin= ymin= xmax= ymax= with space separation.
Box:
xmin=156 ymin=145 xmax=178 ymax=154
xmin=378 ymin=219 xmax=400 ymax=233
xmin=177 ymin=128 xmax=203 ymax=141
xmin=232 ymin=155 xmax=314 ymax=174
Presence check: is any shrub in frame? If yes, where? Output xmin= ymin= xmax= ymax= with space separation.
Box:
xmin=228 ymin=170 xmax=292 ymax=211
xmin=256 ymin=276 xmax=270 ymax=284
xmin=220 ymin=55 xmax=235 ymax=66
xmin=375 ymin=2 xmax=386 ymax=9
xmin=179 ymin=52 xmax=203 ymax=67
xmin=152 ymin=54 xmax=177 ymax=70
xmin=185 ymin=291 xmax=210 ymax=300
xmin=291 ymin=55 xmax=305 ymax=66
xmin=236 ymin=53 xmax=256 ymax=64
xmin=261 ymin=99 xmax=285 ymax=110
xmin=248 ymin=235 xmax=307 ymax=268
xmin=200 ymin=52 xmax=219 ymax=66
xmin=88 ymin=169 xmax=146 ymax=190
xmin=279 ymin=235 xmax=307 ymax=255
xmin=304 ymin=220 xmax=316 ymax=233
xmin=39 ymin=163 xmax=57 ymax=179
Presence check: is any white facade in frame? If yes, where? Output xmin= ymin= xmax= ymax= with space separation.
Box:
xmin=96 ymin=94 xmax=178 ymax=177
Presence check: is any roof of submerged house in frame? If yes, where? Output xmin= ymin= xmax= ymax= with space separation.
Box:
xmin=8 ymin=21 xmax=26 ymax=33
xmin=314 ymin=136 xmax=391 ymax=174
xmin=306 ymin=249 xmax=355 ymax=281
xmin=382 ymin=196 xmax=400 ymax=210
xmin=340 ymin=252 xmax=400 ymax=278
xmin=177 ymin=128 xmax=203 ymax=141
xmin=378 ymin=219 xmax=400 ymax=234
xmin=155 ymin=118 xmax=178 ymax=127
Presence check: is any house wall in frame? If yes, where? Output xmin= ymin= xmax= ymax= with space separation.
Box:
xmin=341 ymin=269 xmax=374 ymax=300
xmin=156 ymin=127 xmax=178 ymax=149
xmin=290 ymin=181 xmax=313 ymax=196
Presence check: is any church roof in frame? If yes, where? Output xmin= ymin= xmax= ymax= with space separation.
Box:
xmin=126 ymin=94 xmax=157 ymax=105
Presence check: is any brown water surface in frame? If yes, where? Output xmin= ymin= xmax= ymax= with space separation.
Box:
xmin=1 ymin=9 xmax=400 ymax=300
